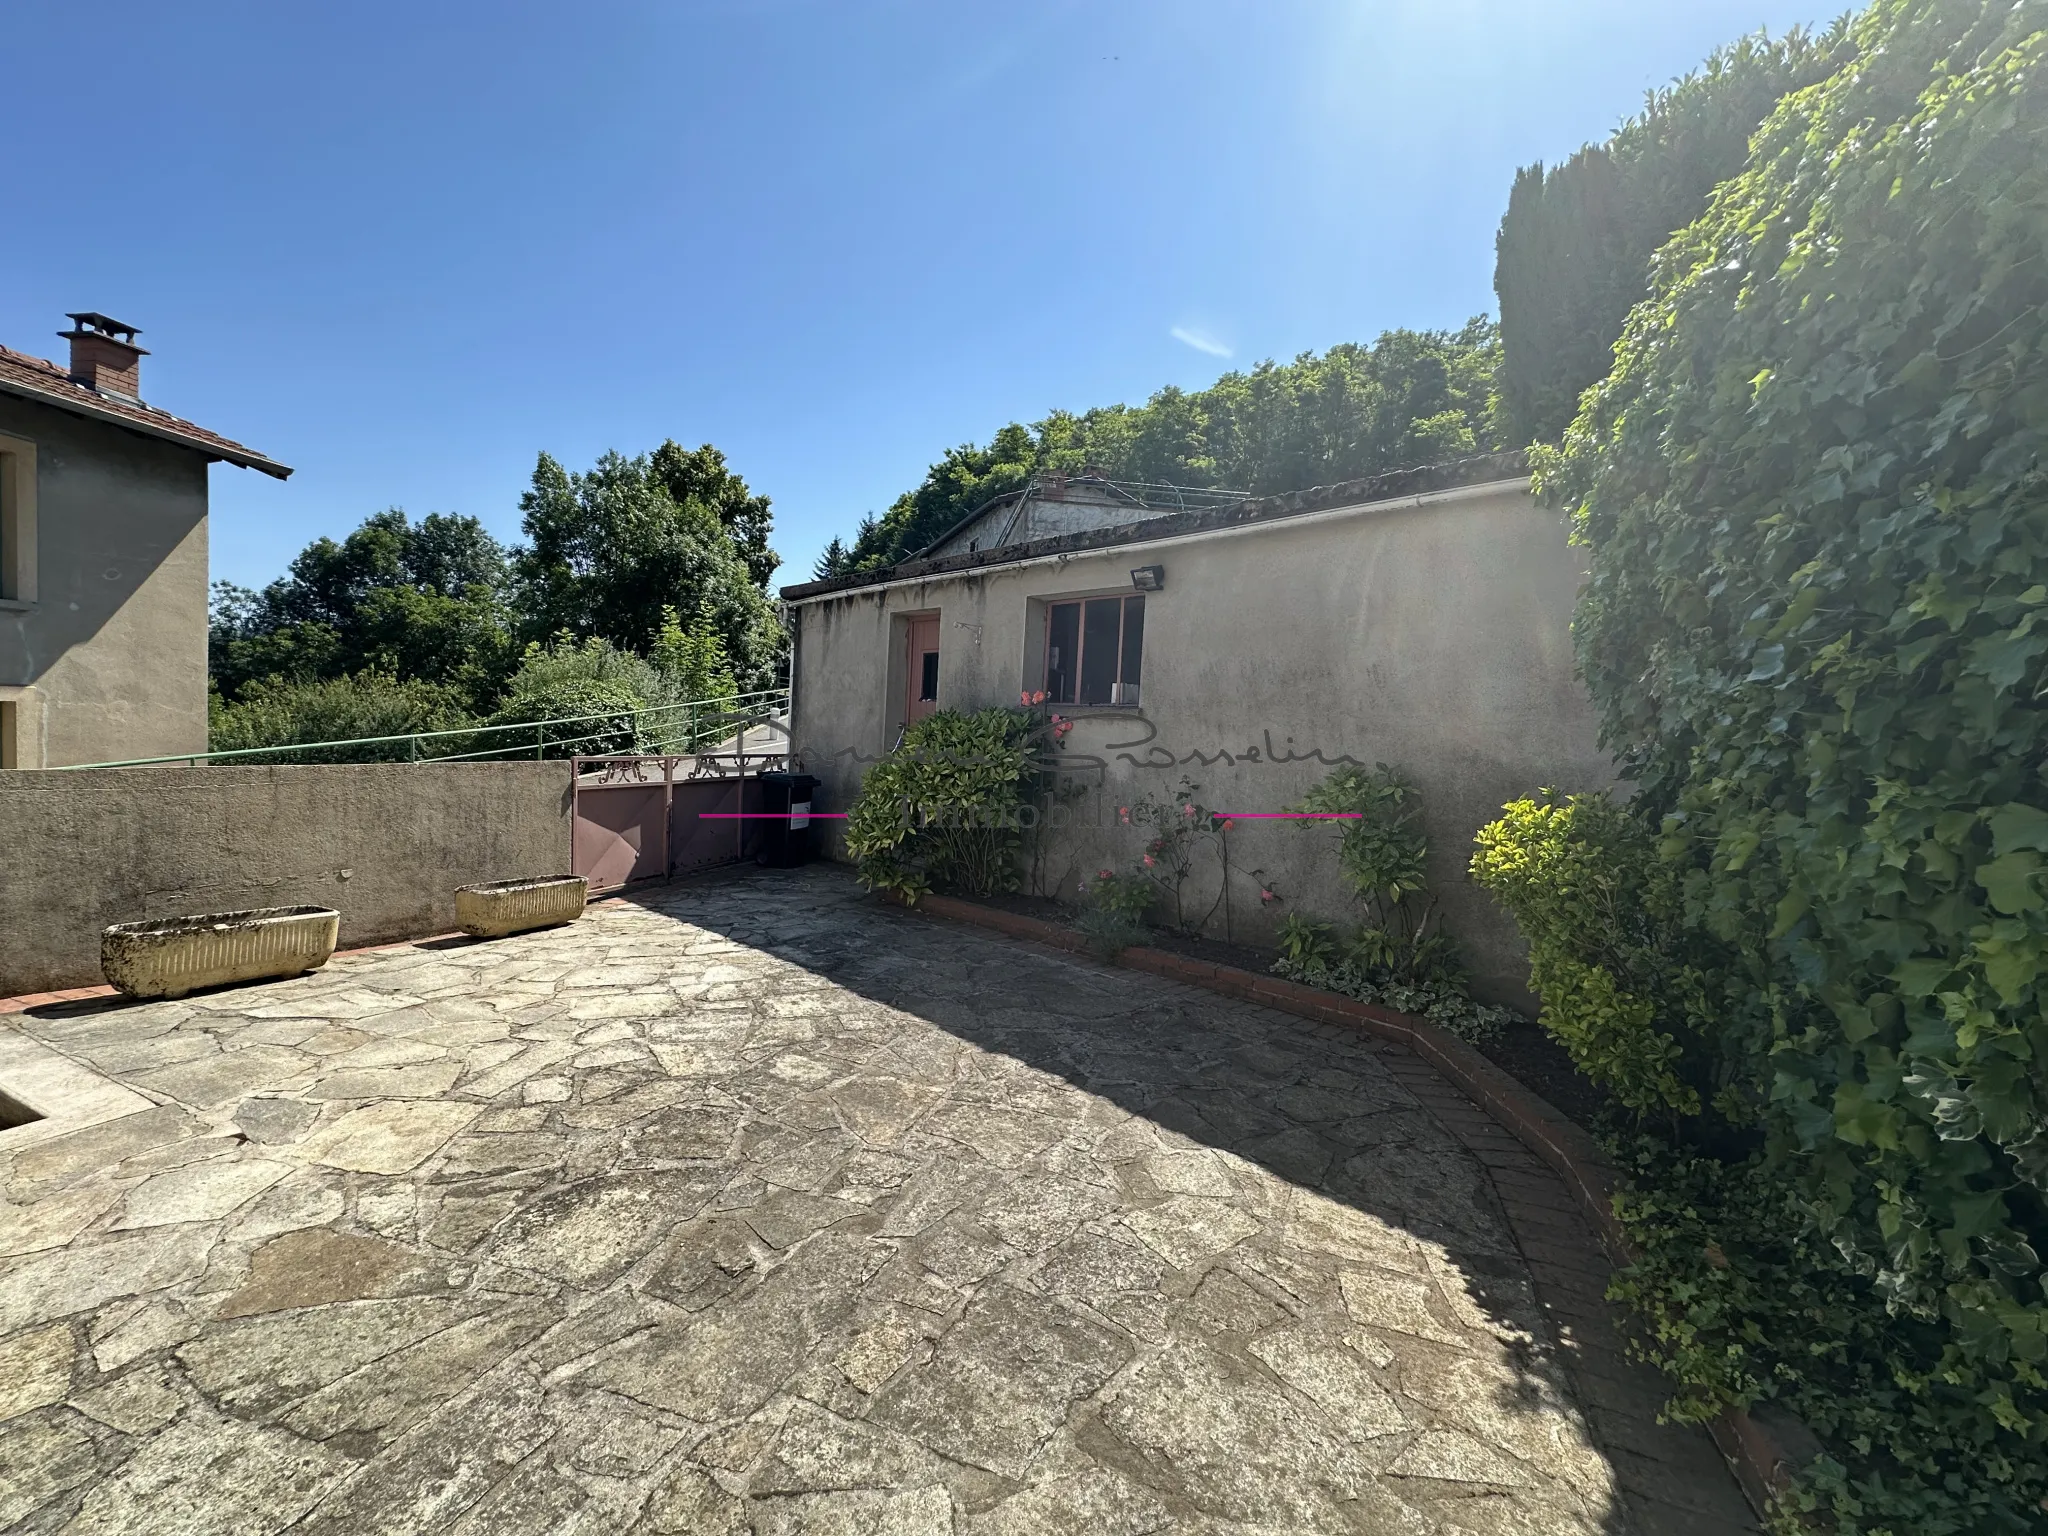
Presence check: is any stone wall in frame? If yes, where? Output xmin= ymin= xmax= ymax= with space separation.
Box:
xmin=0 ymin=762 xmax=574 ymax=995
xmin=785 ymin=475 xmax=1617 ymax=1009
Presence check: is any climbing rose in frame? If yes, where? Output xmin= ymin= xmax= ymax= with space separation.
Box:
xmin=1098 ymin=869 xmax=1112 ymax=880
xmin=1142 ymin=855 xmax=1156 ymax=868
xmin=1260 ymin=888 xmax=1276 ymax=903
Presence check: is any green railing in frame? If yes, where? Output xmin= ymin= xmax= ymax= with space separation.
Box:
xmin=49 ymin=687 xmax=790 ymax=770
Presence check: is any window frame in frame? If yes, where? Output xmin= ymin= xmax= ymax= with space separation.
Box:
xmin=1041 ymin=592 xmax=1145 ymax=707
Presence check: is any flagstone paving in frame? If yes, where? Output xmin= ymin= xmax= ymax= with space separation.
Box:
xmin=0 ymin=866 xmax=1756 ymax=1534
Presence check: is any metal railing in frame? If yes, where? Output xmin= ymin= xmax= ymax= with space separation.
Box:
xmin=49 ymin=687 xmax=790 ymax=771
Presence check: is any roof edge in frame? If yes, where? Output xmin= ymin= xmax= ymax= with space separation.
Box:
xmin=0 ymin=372 xmax=293 ymax=480
xmin=782 ymin=451 xmax=1530 ymax=602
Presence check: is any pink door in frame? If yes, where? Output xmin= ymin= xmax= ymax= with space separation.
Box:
xmin=905 ymin=616 xmax=940 ymax=726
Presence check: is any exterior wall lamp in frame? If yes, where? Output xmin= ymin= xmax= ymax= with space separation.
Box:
xmin=1129 ymin=565 xmax=1165 ymax=591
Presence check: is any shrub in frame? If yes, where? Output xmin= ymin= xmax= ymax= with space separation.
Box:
xmin=1518 ymin=2 xmax=2048 ymax=1526
xmin=1293 ymin=764 xmax=1458 ymax=984
xmin=845 ymin=707 xmax=1061 ymax=902
xmin=1471 ymin=792 xmax=1709 ymax=1119
xmin=484 ymin=634 xmax=666 ymax=756
xmin=1275 ymin=765 xmax=1514 ymax=1042
xmin=208 ymin=671 xmax=473 ymax=761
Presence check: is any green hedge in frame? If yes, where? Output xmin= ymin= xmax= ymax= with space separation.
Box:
xmin=1484 ymin=2 xmax=2048 ymax=1529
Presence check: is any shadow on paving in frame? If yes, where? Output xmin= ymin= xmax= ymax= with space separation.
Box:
xmin=617 ymin=864 xmax=1655 ymax=1534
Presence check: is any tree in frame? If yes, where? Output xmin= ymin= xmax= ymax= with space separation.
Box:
xmin=1493 ymin=27 xmax=1851 ymax=445
xmin=811 ymin=537 xmax=850 ymax=580
xmin=840 ymin=323 xmax=1507 ymax=571
xmin=512 ymin=446 xmax=783 ymax=690
xmin=209 ymin=509 xmax=517 ymax=709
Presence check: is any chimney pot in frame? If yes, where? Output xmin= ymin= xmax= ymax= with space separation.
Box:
xmin=59 ymin=312 xmax=148 ymax=400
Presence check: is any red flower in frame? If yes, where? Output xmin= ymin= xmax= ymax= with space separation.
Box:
xmin=1218 ymin=818 xmax=1235 ymax=832
xmin=1260 ymin=888 xmax=1276 ymax=903
xmin=1098 ymin=868 xmax=1113 ymax=880
xmin=1031 ymin=690 xmax=1047 ymax=704
xmin=1142 ymin=855 xmax=1156 ymax=868
xmin=1117 ymin=807 xmax=1130 ymax=824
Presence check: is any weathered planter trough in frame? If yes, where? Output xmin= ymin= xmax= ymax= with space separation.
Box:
xmin=455 ymin=875 xmax=587 ymax=939
xmin=101 ymin=906 xmax=341 ymax=1000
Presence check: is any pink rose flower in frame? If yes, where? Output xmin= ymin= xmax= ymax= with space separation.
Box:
xmin=1142 ymin=855 xmax=1156 ymax=868
xmin=1260 ymin=888 xmax=1276 ymax=903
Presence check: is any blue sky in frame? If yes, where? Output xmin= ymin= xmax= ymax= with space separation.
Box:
xmin=2 ymin=0 xmax=1833 ymax=593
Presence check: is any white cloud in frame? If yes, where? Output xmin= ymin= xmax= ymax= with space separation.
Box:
xmin=1170 ymin=325 xmax=1233 ymax=359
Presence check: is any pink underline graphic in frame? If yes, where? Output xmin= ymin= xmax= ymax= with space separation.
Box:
xmin=696 ymin=811 xmax=1356 ymax=820
xmin=698 ymin=812 xmax=850 ymax=819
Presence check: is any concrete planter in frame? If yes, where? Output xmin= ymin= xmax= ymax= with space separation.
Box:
xmin=455 ymin=875 xmax=587 ymax=938
xmin=101 ymin=906 xmax=340 ymax=1000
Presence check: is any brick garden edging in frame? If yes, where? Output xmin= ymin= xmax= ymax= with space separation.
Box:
xmin=904 ymin=889 xmax=1793 ymax=1525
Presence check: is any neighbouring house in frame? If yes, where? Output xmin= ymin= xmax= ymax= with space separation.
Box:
xmin=0 ymin=313 xmax=290 ymax=769
xmin=780 ymin=453 xmax=1616 ymax=1003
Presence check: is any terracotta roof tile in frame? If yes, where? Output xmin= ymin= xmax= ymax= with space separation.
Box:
xmin=0 ymin=343 xmax=291 ymax=479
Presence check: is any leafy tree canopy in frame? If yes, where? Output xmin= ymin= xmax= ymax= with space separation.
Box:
xmin=210 ymin=438 xmax=784 ymax=745
xmin=828 ymin=321 xmax=1504 ymax=574
xmin=513 ymin=442 xmax=782 ymax=690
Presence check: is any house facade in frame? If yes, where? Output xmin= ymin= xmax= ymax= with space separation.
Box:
xmin=781 ymin=454 xmax=1617 ymax=1004
xmin=0 ymin=314 xmax=289 ymax=769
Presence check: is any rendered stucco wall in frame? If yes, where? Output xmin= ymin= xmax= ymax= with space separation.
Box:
xmin=0 ymin=393 xmax=211 ymax=767
xmin=0 ymin=762 xmax=574 ymax=995
xmin=788 ymin=479 xmax=1616 ymax=1007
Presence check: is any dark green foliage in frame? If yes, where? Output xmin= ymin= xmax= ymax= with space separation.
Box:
xmin=1493 ymin=27 xmax=1849 ymax=445
xmin=843 ymin=707 xmax=1062 ymax=901
xmin=1518 ymin=2 xmax=2048 ymax=1525
xmin=1277 ymin=766 xmax=1514 ymax=1042
xmin=206 ymin=671 xmax=475 ymax=761
xmin=513 ymin=444 xmax=783 ymax=691
xmin=209 ymin=438 xmax=784 ymax=756
xmin=209 ymin=509 xmax=518 ymax=711
xmin=844 ymin=323 xmax=1505 ymax=569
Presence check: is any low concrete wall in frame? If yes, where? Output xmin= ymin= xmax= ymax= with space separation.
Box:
xmin=0 ymin=762 xmax=574 ymax=996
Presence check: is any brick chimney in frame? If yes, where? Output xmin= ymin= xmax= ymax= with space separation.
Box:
xmin=59 ymin=313 xmax=148 ymax=400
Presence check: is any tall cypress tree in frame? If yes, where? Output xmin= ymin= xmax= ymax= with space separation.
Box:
xmin=1494 ymin=28 xmax=1851 ymax=446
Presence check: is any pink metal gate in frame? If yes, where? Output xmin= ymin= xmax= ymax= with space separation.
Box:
xmin=570 ymin=754 xmax=779 ymax=894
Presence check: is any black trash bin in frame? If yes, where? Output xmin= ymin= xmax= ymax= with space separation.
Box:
xmin=756 ymin=771 xmax=820 ymax=867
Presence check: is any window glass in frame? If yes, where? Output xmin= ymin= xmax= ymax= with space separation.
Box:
xmin=1119 ymin=595 xmax=1145 ymax=686
xmin=1080 ymin=598 xmax=1122 ymax=705
xmin=1046 ymin=602 xmax=1080 ymax=704
xmin=919 ymin=649 xmax=939 ymax=702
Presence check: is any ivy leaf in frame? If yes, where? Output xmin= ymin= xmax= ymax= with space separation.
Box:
xmin=1987 ymin=804 xmax=2048 ymax=857
xmin=1977 ymin=851 xmax=2043 ymax=916
xmin=1893 ymin=958 xmax=1955 ymax=997
xmin=1747 ymin=643 xmax=1786 ymax=681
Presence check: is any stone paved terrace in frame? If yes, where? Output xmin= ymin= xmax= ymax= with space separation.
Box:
xmin=0 ymin=866 xmax=1757 ymax=1534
